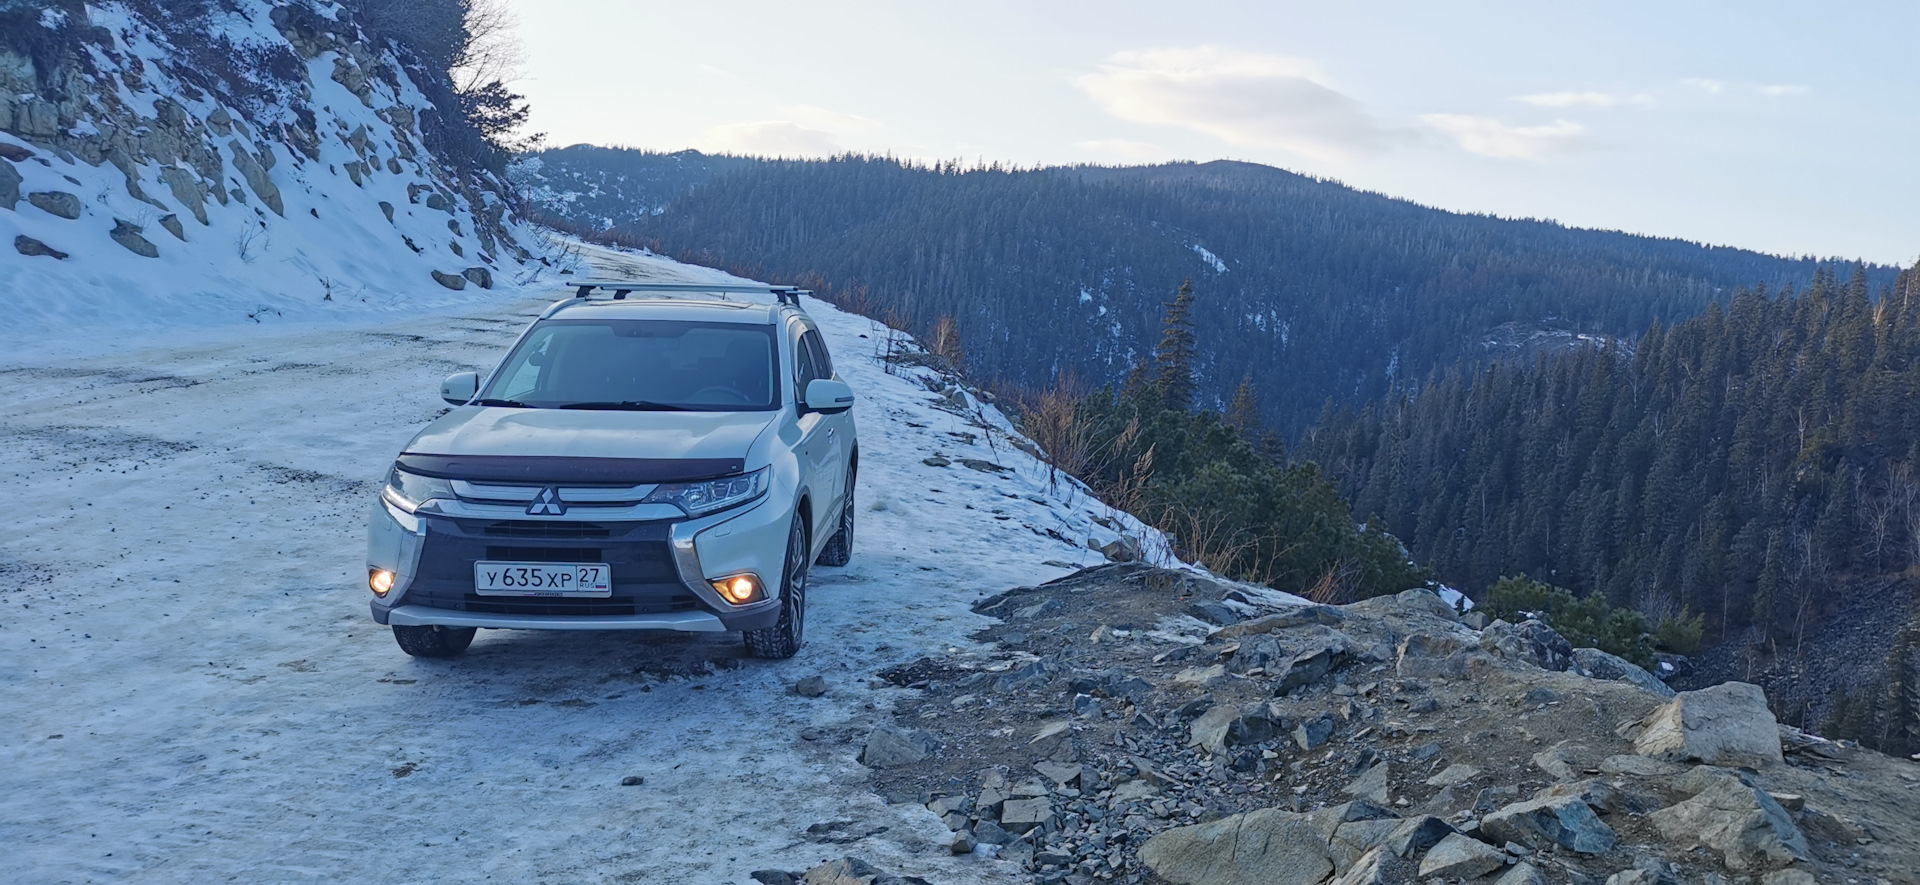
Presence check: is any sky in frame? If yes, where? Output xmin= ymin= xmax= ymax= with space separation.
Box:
xmin=499 ymin=1 xmax=1919 ymax=265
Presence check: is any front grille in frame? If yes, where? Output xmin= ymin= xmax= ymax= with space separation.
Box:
xmin=482 ymin=520 xmax=612 ymax=539
xmin=485 ymin=546 xmax=603 ymax=563
xmin=408 ymin=515 xmax=693 ymax=618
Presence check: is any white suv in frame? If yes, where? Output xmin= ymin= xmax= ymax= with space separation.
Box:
xmin=365 ymin=283 xmax=857 ymax=659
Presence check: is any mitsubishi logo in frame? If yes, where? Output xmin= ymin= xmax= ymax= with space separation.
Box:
xmin=527 ymin=487 xmax=567 ymax=516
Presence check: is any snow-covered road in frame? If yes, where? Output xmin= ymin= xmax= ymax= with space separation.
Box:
xmin=0 ymin=244 xmax=1172 ymax=883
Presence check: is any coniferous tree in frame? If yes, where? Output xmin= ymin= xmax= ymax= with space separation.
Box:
xmin=1153 ymin=279 xmax=1198 ymax=413
xmin=1226 ymin=374 xmax=1261 ymax=440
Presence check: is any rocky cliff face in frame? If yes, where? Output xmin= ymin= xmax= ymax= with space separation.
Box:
xmin=0 ymin=1 xmax=546 ymax=336
xmin=765 ymin=564 xmax=1920 ymax=885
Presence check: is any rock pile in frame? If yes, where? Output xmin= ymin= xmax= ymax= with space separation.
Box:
xmin=841 ymin=563 xmax=1917 ymax=884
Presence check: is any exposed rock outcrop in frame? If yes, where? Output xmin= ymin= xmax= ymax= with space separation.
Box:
xmin=837 ymin=564 xmax=1920 ymax=884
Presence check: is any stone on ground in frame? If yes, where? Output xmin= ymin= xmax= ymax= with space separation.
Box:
xmin=857 ymin=723 xmax=940 ymax=768
xmin=1417 ymin=832 xmax=1507 ymax=879
xmin=1648 ymin=770 xmax=1809 ymax=872
xmin=1480 ymin=794 xmax=1617 ymax=853
xmin=1633 ymin=682 xmax=1783 ymax=768
xmin=1139 ymin=807 xmax=1335 ymax=885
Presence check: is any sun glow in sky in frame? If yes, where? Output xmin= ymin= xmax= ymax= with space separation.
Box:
xmin=502 ymin=0 xmax=1919 ymax=265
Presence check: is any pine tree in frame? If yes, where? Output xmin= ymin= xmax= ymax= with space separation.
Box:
xmin=1152 ymin=279 xmax=1198 ymax=413
xmin=1226 ymin=374 xmax=1261 ymax=438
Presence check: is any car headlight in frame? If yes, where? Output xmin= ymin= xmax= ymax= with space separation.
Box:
xmin=383 ymin=465 xmax=455 ymax=513
xmin=643 ymin=467 xmax=769 ymax=516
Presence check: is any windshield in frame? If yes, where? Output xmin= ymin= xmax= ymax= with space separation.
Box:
xmin=478 ymin=319 xmax=780 ymax=411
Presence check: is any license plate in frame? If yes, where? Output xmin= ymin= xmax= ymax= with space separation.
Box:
xmin=474 ymin=562 xmax=612 ymax=597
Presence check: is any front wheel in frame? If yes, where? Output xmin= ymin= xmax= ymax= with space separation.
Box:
xmin=815 ymin=465 xmax=855 ymax=567
xmin=392 ymin=624 xmax=476 ymax=657
xmin=744 ymin=514 xmax=808 ymax=659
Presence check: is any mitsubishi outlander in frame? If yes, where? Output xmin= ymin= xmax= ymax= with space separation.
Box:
xmin=364 ymin=282 xmax=857 ymax=659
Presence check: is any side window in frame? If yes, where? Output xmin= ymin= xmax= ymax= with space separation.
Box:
xmin=792 ymin=327 xmax=819 ymax=404
xmin=803 ymin=330 xmax=833 ymax=379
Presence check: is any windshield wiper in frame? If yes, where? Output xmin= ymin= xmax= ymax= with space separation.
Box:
xmin=471 ymin=398 xmax=532 ymax=408
xmin=555 ymin=400 xmax=692 ymax=411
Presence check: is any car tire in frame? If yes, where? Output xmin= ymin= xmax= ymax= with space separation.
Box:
xmin=745 ymin=513 xmax=808 ymax=659
xmin=815 ymin=465 xmax=855 ymax=567
xmin=392 ymin=624 xmax=477 ymax=657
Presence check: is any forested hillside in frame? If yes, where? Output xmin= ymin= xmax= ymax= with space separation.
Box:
xmin=514 ymin=150 xmax=1882 ymax=433
xmin=1301 ymin=264 xmax=1920 ymax=751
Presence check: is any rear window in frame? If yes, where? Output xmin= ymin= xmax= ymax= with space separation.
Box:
xmin=481 ymin=319 xmax=779 ymax=411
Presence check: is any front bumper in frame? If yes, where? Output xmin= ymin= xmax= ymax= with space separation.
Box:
xmin=366 ymin=494 xmax=789 ymax=632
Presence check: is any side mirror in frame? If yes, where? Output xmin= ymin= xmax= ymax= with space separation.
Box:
xmin=803 ymin=378 xmax=854 ymax=415
xmin=440 ymin=371 xmax=479 ymax=405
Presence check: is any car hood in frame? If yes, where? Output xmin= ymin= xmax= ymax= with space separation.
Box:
xmin=405 ymin=406 xmax=777 ymax=463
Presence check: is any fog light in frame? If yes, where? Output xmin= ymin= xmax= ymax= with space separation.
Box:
xmin=369 ymin=569 xmax=395 ymax=597
xmin=711 ymin=574 xmax=762 ymax=605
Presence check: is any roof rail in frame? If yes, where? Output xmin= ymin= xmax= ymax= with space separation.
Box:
xmin=567 ymin=281 xmax=810 ymax=306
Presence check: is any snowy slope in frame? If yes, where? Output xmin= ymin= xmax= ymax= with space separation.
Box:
xmin=0 ymin=241 xmax=1226 ymax=882
xmin=0 ymin=1 xmax=557 ymax=353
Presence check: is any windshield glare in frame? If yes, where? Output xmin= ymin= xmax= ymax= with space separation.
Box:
xmin=480 ymin=319 xmax=779 ymax=411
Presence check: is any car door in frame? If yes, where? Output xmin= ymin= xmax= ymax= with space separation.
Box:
xmin=800 ymin=327 xmax=848 ymax=515
xmin=789 ymin=321 xmax=838 ymax=540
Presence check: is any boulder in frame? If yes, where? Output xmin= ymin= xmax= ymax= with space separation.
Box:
xmin=1342 ymin=762 xmax=1390 ymax=804
xmin=1648 ymin=770 xmax=1808 ymax=872
xmin=858 ymin=723 xmax=940 ymax=768
xmin=1496 ymin=863 xmax=1549 ymax=885
xmin=1027 ymin=719 xmax=1077 ymax=762
xmin=792 ymin=675 xmax=827 ymax=697
xmin=14 ymin=235 xmax=66 ymax=259
xmin=1759 ymin=870 xmax=1817 ymax=885
xmin=1139 ymin=808 xmax=1336 ymax=885
xmin=0 ymin=158 xmax=19 ymax=209
xmin=1417 ymin=832 xmax=1506 ymax=879
xmin=1295 ymin=712 xmax=1335 ymax=749
xmin=462 ymin=266 xmax=493 ymax=289
xmin=28 ymin=189 xmax=81 ymax=219
xmin=1633 ymin=682 xmax=1782 ymax=768
xmin=1572 ymin=647 xmax=1676 ymax=697
xmin=1190 ymin=704 xmax=1280 ymax=755
xmin=1480 ymin=794 xmax=1617 ymax=853
xmin=158 ymin=166 xmax=210 ymax=224
xmin=1479 ymin=619 xmax=1574 ymax=671
xmin=227 ymin=140 xmax=283 ymax=216
xmin=1426 ymin=763 xmax=1479 ymax=787
xmin=1329 ymin=846 xmax=1414 ymax=885
xmin=1272 ymin=642 xmax=1346 ymax=695
xmin=1380 ymin=815 xmax=1454 ymax=857
xmin=158 ymin=213 xmax=185 ymax=241
xmin=379 ymin=199 xmax=395 ymax=222
xmin=800 ymin=857 xmax=879 ymax=885
xmin=998 ymin=797 xmax=1053 ymax=833
xmin=1188 ymin=599 xmax=1239 ymax=625
xmin=109 ymin=219 xmax=158 ymax=257
xmin=431 ymin=269 xmax=467 ymax=290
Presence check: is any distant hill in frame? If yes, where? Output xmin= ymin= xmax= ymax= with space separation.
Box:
xmin=513 ymin=150 xmax=1888 ymax=433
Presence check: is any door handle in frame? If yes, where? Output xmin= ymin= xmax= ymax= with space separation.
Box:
xmin=826 ymin=427 xmax=835 ymax=437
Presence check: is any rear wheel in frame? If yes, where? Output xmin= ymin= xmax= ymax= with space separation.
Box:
xmin=745 ymin=514 xmax=808 ymax=659
xmin=815 ymin=464 xmax=856 ymax=567
xmin=392 ymin=624 xmax=476 ymax=658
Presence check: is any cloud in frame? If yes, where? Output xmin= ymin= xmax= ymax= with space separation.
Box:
xmin=1420 ymin=114 xmax=1584 ymax=161
xmin=1755 ymin=84 xmax=1808 ymax=97
xmin=698 ymin=121 xmax=843 ymax=157
xmin=1681 ymin=77 xmax=1727 ymax=95
xmin=1075 ymin=45 xmax=1400 ymax=163
xmin=1513 ymin=90 xmax=1654 ymax=109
